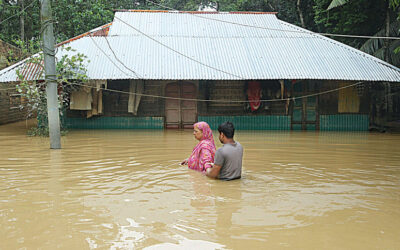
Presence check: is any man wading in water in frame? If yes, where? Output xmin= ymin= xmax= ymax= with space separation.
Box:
xmin=206 ymin=122 xmax=243 ymax=180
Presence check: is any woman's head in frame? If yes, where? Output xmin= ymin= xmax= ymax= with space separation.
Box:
xmin=193 ymin=121 xmax=212 ymax=141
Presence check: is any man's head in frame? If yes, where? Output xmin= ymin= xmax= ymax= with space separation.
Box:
xmin=218 ymin=121 xmax=235 ymax=143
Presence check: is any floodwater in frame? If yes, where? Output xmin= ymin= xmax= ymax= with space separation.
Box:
xmin=1 ymin=121 xmax=400 ymax=250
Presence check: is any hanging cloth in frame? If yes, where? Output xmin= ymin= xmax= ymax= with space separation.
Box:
xmin=70 ymin=87 xmax=92 ymax=110
xmin=247 ymin=81 xmax=262 ymax=111
xmin=86 ymin=80 xmax=106 ymax=117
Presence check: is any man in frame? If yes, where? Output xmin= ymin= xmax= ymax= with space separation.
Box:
xmin=206 ymin=121 xmax=243 ymax=180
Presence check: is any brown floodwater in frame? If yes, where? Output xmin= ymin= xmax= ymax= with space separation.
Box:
xmin=1 ymin=121 xmax=400 ymax=249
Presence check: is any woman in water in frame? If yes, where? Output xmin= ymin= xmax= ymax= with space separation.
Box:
xmin=181 ymin=121 xmax=216 ymax=173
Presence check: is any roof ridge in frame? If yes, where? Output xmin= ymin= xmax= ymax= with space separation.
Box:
xmin=115 ymin=9 xmax=277 ymax=15
xmin=57 ymin=23 xmax=112 ymax=47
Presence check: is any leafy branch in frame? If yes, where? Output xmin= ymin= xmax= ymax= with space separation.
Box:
xmin=15 ymin=46 xmax=89 ymax=136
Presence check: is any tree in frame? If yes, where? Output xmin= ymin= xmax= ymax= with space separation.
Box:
xmin=314 ymin=0 xmax=387 ymax=47
xmin=323 ymin=0 xmax=400 ymax=66
xmin=15 ymin=47 xmax=89 ymax=136
xmin=327 ymin=0 xmax=349 ymax=10
xmin=19 ymin=0 xmax=24 ymax=42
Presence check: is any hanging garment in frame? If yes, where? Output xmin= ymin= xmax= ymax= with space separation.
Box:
xmin=247 ymin=81 xmax=262 ymax=111
xmin=86 ymin=80 xmax=105 ymax=118
xmin=338 ymin=82 xmax=360 ymax=113
xmin=86 ymin=88 xmax=104 ymax=118
xmin=70 ymin=88 xmax=92 ymax=110
xmin=128 ymin=80 xmax=144 ymax=115
xmin=91 ymin=89 xmax=99 ymax=115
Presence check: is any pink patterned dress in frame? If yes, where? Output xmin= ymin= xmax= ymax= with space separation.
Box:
xmin=188 ymin=122 xmax=216 ymax=172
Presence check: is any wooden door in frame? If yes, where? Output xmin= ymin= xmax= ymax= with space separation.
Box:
xmin=165 ymin=82 xmax=197 ymax=129
xmin=165 ymin=83 xmax=180 ymax=129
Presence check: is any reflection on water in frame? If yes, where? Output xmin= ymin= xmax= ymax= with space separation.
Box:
xmin=1 ymin=121 xmax=400 ymax=249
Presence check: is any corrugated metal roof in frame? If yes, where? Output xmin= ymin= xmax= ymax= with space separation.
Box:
xmin=57 ymin=22 xmax=111 ymax=47
xmin=19 ymin=60 xmax=44 ymax=80
xmin=0 ymin=54 xmax=43 ymax=82
xmin=1 ymin=11 xmax=400 ymax=82
xmin=108 ymin=11 xmax=284 ymax=38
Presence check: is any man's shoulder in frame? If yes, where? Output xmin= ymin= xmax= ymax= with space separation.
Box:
xmin=230 ymin=141 xmax=243 ymax=149
xmin=216 ymin=146 xmax=225 ymax=154
xmin=219 ymin=142 xmax=243 ymax=153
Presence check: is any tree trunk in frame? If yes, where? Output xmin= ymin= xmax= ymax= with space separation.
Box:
xmin=19 ymin=0 xmax=25 ymax=42
xmin=384 ymin=1 xmax=393 ymax=118
xmin=384 ymin=0 xmax=390 ymax=63
xmin=297 ymin=0 xmax=305 ymax=28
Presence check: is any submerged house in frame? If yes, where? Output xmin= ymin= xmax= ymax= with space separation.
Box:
xmin=0 ymin=10 xmax=399 ymax=130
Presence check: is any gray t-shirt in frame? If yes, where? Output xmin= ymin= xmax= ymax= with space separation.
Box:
xmin=214 ymin=141 xmax=243 ymax=181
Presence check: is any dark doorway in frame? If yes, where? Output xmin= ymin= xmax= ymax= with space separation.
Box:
xmin=292 ymin=81 xmax=319 ymax=130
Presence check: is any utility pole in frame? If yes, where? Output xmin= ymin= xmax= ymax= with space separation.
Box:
xmin=41 ymin=0 xmax=61 ymax=149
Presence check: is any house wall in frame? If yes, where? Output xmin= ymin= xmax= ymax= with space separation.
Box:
xmin=65 ymin=80 xmax=167 ymax=129
xmin=139 ymin=80 xmax=165 ymax=117
xmin=0 ymin=41 xmax=27 ymax=125
xmin=198 ymin=80 xmax=291 ymax=130
xmin=198 ymin=80 xmax=287 ymax=116
xmin=65 ymin=79 xmax=372 ymax=131
xmin=0 ymin=83 xmax=28 ymax=125
xmin=316 ymin=81 xmax=370 ymax=131
xmin=317 ymin=81 xmax=370 ymax=115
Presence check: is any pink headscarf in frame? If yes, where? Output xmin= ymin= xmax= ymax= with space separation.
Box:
xmin=188 ymin=121 xmax=216 ymax=172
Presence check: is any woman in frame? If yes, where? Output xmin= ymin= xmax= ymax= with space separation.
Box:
xmin=181 ymin=121 xmax=216 ymax=173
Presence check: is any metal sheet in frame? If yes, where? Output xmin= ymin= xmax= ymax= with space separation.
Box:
xmin=1 ymin=12 xmax=400 ymax=82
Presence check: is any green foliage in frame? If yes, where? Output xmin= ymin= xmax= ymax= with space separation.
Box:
xmin=360 ymin=20 xmax=400 ymax=66
xmin=314 ymin=0 xmax=388 ymax=47
xmin=15 ymin=47 xmax=88 ymax=136
xmin=0 ymin=0 xmax=41 ymax=43
xmin=52 ymin=0 xmax=115 ymax=41
xmin=5 ymin=38 xmax=41 ymax=66
xmin=328 ymin=0 xmax=400 ymax=10
xmin=1 ymin=0 xmax=116 ymax=44
xmin=327 ymin=0 xmax=349 ymax=10
xmin=322 ymin=0 xmax=400 ymax=65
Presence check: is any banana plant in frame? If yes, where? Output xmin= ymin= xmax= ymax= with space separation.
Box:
xmin=360 ymin=20 xmax=400 ymax=67
xmin=327 ymin=0 xmax=400 ymax=66
xmin=327 ymin=0 xmax=349 ymax=10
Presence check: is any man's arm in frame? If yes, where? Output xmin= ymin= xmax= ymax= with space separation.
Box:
xmin=205 ymin=163 xmax=222 ymax=179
